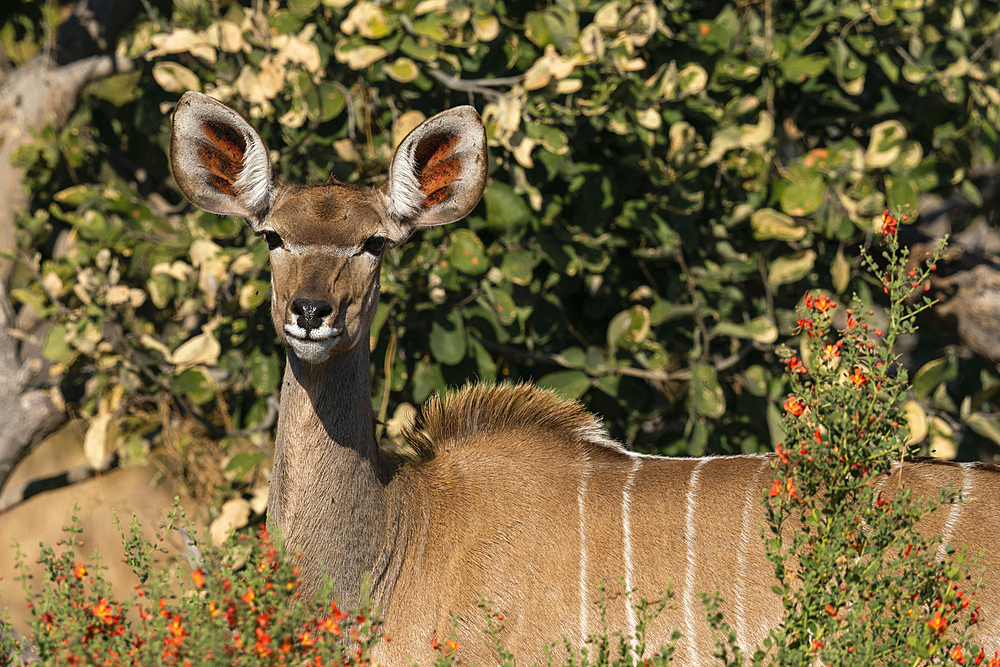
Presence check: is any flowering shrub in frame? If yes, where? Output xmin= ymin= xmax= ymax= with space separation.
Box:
xmin=2 ymin=510 xmax=380 ymax=666
xmin=763 ymin=212 xmax=995 ymax=665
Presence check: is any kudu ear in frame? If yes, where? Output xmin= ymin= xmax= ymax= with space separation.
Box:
xmin=169 ymin=91 xmax=274 ymax=229
xmin=385 ymin=106 xmax=488 ymax=229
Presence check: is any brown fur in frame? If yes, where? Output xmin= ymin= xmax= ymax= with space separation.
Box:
xmin=400 ymin=383 xmax=621 ymax=462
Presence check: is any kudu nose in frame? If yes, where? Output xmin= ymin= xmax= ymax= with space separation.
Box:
xmin=291 ymin=298 xmax=333 ymax=331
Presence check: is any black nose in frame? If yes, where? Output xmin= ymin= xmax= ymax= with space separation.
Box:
xmin=291 ymin=299 xmax=333 ymax=331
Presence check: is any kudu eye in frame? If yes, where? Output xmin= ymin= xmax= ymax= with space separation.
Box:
xmin=362 ymin=235 xmax=387 ymax=256
xmin=260 ymin=230 xmax=283 ymax=250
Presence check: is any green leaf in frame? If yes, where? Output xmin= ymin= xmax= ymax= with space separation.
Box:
xmin=780 ymin=168 xmax=825 ymax=217
xmin=965 ymin=413 xmax=1000 ymax=447
xmin=690 ymin=363 xmax=725 ymax=419
xmin=886 ymin=175 xmax=918 ymax=219
xmin=499 ymin=249 xmax=535 ymax=286
xmin=751 ymin=208 xmax=806 ymax=241
xmin=780 ymin=54 xmax=827 ymax=82
xmin=913 ymin=357 xmax=958 ymax=400
xmin=306 ymin=82 xmax=345 ymax=122
xmin=744 ymin=365 xmax=769 ymax=397
xmin=43 ymin=323 xmax=74 ymax=364
xmin=711 ymin=316 xmax=778 ymax=344
xmin=537 ymin=370 xmax=591 ymax=400
xmin=484 ymin=182 xmax=530 ymax=229
xmin=239 ymin=279 xmax=270 ymax=310
xmin=174 ymin=367 xmax=216 ymax=405
xmin=607 ymin=306 xmax=651 ymax=348
xmin=249 ymin=349 xmax=280 ymax=395
xmin=489 ymin=289 xmax=517 ymax=326
xmin=447 ymin=228 xmax=488 ymax=275
xmin=225 ymin=451 xmax=269 ymax=481
xmin=385 ymin=57 xmax=419 ymax=83
xmin=768 ymin=250 xmax=817 ymax=287
xmin=429 ymin=310 xmax=466 ymax=365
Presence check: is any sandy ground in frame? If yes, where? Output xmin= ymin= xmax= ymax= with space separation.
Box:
xmin=0 ymin=422 xmax=192 ymax=632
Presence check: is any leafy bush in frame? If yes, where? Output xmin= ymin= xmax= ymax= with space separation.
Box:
xmin=7 ymin=1 xmax=1000 ymax=502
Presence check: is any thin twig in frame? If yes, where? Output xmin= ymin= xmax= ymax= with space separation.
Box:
xmin=425 ymin=69 xmax=520 ymax=102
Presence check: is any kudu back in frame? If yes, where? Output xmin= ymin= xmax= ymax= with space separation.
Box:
xmin=170 ymin=91 xmax=1000 ymax=664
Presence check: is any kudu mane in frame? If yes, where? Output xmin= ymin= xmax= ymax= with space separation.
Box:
xmin=398 ymin=383 xmax=626 ymax=463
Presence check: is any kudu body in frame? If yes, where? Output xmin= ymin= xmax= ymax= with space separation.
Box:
xmin=170 ymin=91 xmax=1000 ymax=664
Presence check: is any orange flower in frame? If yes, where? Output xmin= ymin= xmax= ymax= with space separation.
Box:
xmin=881 ymin=209 xmax=898 ymax=237
xmin=953 ymin=645 xmax=966 ymax=664
xmin=928 ymin=610 xmax=947 ymax=635
xmin=787 ymin=355 xmax=807 ymax=374
xmin=784 ymin=396 xmax=806 ymax=416
xmin=73 ymin=562 xmax=87 ymax=579
xmin=92 ymin=598 xmax=115 ymax=625
xmin=168 ymin=614 xmax=185 ymax=639
xmin=822 ymin=341 xmax=842 ymax=359
xmin=849 ymin=368 xmax=867 ymax=386
xmin=768 ymin=479 xmax=782 ymax=497
xmin=191 ymin=570 xmax=205 ymax=589
xmin=242 ymin=588 xmax=255 ymax=604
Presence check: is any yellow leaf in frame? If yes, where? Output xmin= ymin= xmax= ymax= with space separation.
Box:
xmin=473 ymin=16 xmax=500 ymax=42
xmin=147 ymin=28 xmax=217 ymax=62
xmin=341 ymin=45 xmax=388 ymax=70
xmin=83 ymin=412 xmax=114 ymax=470
xmin=170 ymin=331 xmax=221 ymax=369
xmin=392 ymin=110 xmax=427 ymax=148
xmin=152 ymin=62 xmax=201 ymax=93
xmin=903 ymin=400 xmax=928 ymax=446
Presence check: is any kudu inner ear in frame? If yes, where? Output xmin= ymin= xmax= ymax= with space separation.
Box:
xmin=169 ymin=91 xmax=274 ymax=228
xmin=386 ymin=106 xmax=488 ymax=228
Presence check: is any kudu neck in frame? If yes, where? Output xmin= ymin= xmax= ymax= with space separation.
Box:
xmin=269 ymin=340 xmax=395 ymax=603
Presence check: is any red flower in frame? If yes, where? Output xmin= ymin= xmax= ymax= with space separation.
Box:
xmin=849 ymin=368 xmax=867 ymax=386
xmin=768 ymin=479 xmax=782 ymax=497
xmin=91 ymin=598 xmax=115 ymax=625
xmin=784 ymin=396 xmax=806 ymax=416
xmin=881 ymin=209 xmax=898 ymax=237
xmin=786 ymin=355 xmax=807 ymax=374
xmin=928 ymin=610 xmax=947 ymax=635
xmin=953 ymin=645 xmax=966 ymax=664
xmin=73 ymin=562 xmax=87 ymax=580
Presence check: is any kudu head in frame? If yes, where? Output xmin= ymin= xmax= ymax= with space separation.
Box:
xmin=169 ymin=91 xmax=488 ymax=364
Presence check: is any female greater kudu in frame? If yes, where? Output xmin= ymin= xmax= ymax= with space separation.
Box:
xmin=169 ymin=91 xmax=1000 ymax=664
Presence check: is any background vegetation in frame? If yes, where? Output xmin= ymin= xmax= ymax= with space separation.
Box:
xmin=3 ymin=0 xmax=1000 ymax=511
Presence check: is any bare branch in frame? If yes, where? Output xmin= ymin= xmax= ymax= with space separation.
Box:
xmin=425 ymin=69 xmax=521 ymax=101
xmin=1 ymin=621 xmax=40 ymax=665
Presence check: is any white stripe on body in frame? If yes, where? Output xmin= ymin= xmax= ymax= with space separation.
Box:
xmin=683 ymin=458 xmax=710 ymax=664
xmin=935 ymin=463 xmax=975 ymax=562
xmin=578 ymin=453 xmax=591 ymax=646
xmin=622 ymin=456 xmax=642 ymax=658
xmin=735 ymin=458 xmax=771 ymax=657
